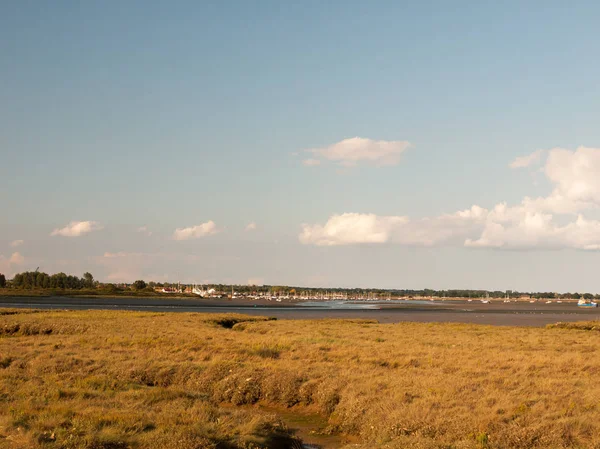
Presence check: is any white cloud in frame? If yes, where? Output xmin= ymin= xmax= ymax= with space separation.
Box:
xmin=51 ymin=221 xmax=103 ymax=237
xmin=465 ymin=210 xmax=557 ymax=249
xmin=521 ymin=194 xmax=592 ymax=215
xmin=464 ymin=212 xmax=600 ymax=250
xmin=10 ymin=240 xmax=24 ymax=248
xmin=300 ymin=147 xmax=600 ymax=250
xmin=299 ymin=213 xmax=408 ymax=246
xmin=302 ymin=203 xmax=600 ymax=251
xmin=563 ymin=215 xmax=600 ymax=250
xmin=0 ymin=252 xmax=25 ymax=277
xmin=299 ymin=209 xmax=487 ymax=247
xmin=511 ymin=146 xmax=600 ymax=215
xmin=544 ymin=146 xmax=600 ymax=204
xmin=245 ymin=222 xmax=257 ymax=231
xmin=305 ymin=137 xmax=411 ymax=168
xmin=173 ymin=221 xmax=219 ymax=241
xmin=137 ymin=226 xmax=152 ymax=236
xmin=393 ymin=206 xmax=488 ymax=246
xmin=9 ymin=252 xmax=25 ymax=265
xmin=509 ymin=149 xmax=545 ymax=169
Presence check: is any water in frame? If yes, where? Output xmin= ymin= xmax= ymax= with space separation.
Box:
xmin=299 ymin=300 xmax=438 ymax=309
xmin=225 ymin=404 xmax=344 ymax=449
xmin=2 ymin=296 xmax=599 ymax=326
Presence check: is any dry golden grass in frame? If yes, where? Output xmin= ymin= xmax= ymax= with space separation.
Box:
xmin=1 ymin=309 xmax=600 ymax=448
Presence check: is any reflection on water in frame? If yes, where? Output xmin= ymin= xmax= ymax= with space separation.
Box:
xmin=299 ymin=301 xmax=380 ymax=309
xmin=298 ymin=300 xmax=438 ymax=309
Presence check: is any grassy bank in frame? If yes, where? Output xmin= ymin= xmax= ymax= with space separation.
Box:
xmin=1 ymin=309 xmax=600 ymax=448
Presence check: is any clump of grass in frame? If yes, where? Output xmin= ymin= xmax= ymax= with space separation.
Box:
xmin=547 ymin=321 xmax=600 ymax=331
xmin=251 ymin=343 xmax=283 ymax=359
xmin=0 ymin=308 xmax=45 ymax=316
xmin=0 ymin=356 xmax=13 ymax=368
xmin=476 ymin=431 xmax=489 ymax=448
xmin=86 ymin=431 xmax=130 ymax=449
xmin=1 ymin=319 xmax=88 ymax=336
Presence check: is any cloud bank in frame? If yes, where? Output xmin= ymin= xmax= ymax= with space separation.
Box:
xmin=10 ymin=240 xmax=24 ymax=248
xmin=173 ymin=221 xmax=219 ymax=240
xmin=301 ymin=146 xmax=600 ymax=250
xmin=51 ymin=221 xmax=103 ymax=237
xmin=303 ymin=137 xmax=411 ymax=168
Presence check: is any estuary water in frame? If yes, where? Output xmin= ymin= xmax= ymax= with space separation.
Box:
xmin=2 ymin=296 xmax=600 ymax=326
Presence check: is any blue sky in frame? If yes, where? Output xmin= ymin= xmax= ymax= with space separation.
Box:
xmin=2 ymin=1 xmax=600 ymax=291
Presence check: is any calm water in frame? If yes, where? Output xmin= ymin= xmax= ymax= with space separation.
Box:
xmin=299 ymin=300 xmax=438 ymax=309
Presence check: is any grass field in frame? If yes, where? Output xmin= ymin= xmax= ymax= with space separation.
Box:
xmin=1 ymin=309 xmax=600 ymax=448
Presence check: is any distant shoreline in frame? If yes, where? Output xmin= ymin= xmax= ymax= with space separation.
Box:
xmin=0 ymin=288 xmax=583 ymax=303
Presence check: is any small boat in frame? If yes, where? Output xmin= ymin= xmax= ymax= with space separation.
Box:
xmin=577 ymin=299 xmax=598 ymax=308
xmin=192 ymin=285 xmax=207 ymax=297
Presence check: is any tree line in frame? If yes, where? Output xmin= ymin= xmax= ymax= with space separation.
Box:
xmin=1 ymin=270 xmax=599 ymax=299
xmin=7 ymin=271 xmax=95 ymax=290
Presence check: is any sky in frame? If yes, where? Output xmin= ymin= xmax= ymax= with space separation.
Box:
xmin=2 ymin=1 xmax=600 ymax=292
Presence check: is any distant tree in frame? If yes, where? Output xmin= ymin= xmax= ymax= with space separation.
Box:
xmin=0 ymin=274 xmax=5 ymax=288
xmin=50 ymin=272 xmax=67 ymax=289
xmin=13 ymin=273 xmax=23 ymax=288
xmin=83 ymin=272 xmax=94 ymax=288
xmin=103 ymin=283 xmax=118 ymax=294
xmin=132 ymin=280 xmax=147 ymax=290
